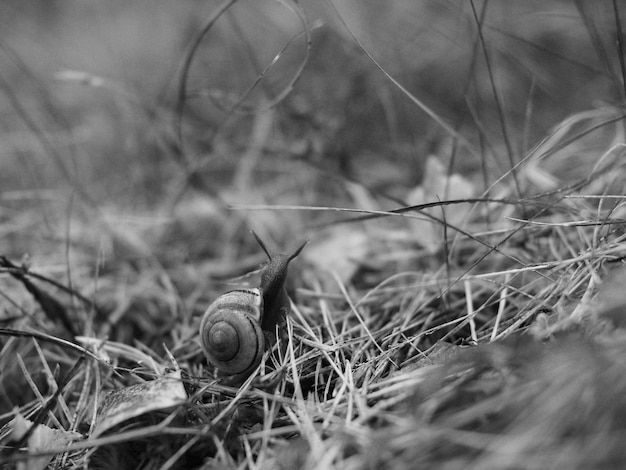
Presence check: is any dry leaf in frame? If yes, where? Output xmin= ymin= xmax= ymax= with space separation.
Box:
xmin=92 ymin=370 xmax=188 ymax=437
xmin=302 ymin=226 xmax=370 ymax=289
xmin=405 ymin=155 xmax=475 ymax=252
xmin=3 ymin=413 xmax=82 ymax=470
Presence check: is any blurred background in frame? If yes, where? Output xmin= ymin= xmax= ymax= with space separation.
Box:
xmin=0 ymin=0 xmax=624 ymax=260
xmin=3 ymin=4 xmax=626 ymax=465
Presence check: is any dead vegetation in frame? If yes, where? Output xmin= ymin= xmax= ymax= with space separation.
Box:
xmin=2 ymin=1 xmax=626 ymax=469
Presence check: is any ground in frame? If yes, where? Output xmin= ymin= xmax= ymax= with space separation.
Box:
xmin=1 ymin=1 xmax=626 ymax=469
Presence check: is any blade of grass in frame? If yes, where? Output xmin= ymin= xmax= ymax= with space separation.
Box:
xmin=325 ymin=0 xmax=479 ymax=159
xmin=612 ymin=0 xmax=626 ymax=103
xmin=469 ymin=0 xmax=522 ymax=202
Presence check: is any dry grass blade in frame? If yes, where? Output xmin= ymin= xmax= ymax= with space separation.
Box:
xmin=4 ymin=2 xmax=626 ymax=469
xmin=324 ymin=0 xmax=479 ymax=159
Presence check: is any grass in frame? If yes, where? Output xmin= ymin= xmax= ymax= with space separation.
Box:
xmin=2 ymin=0 xmax=626 ymax=468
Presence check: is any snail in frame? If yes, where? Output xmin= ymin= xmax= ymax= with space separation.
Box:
xmin=200 ymin=232 xmax=307 ymax=377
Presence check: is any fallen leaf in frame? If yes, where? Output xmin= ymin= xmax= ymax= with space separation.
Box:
xmin=92 ymin=370 xmax=188 ymax=437
xmin=2 ymin=413 xmax=82 ymax=470
xmin=302 ymin=226 xmax=370 ymax=289
xmin=405 ymin=155 xmax=475 ymax=252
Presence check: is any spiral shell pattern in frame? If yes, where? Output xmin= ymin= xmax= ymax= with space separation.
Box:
xmin=200 ymin=289 xmax=264 ymax=374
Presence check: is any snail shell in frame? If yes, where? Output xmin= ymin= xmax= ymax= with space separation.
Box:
xmin=200 ymin=288 xmax=265 ymax=375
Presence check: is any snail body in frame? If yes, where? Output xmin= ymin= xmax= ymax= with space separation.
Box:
xmin=200 ymin=233 xmax=307 ymax=377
